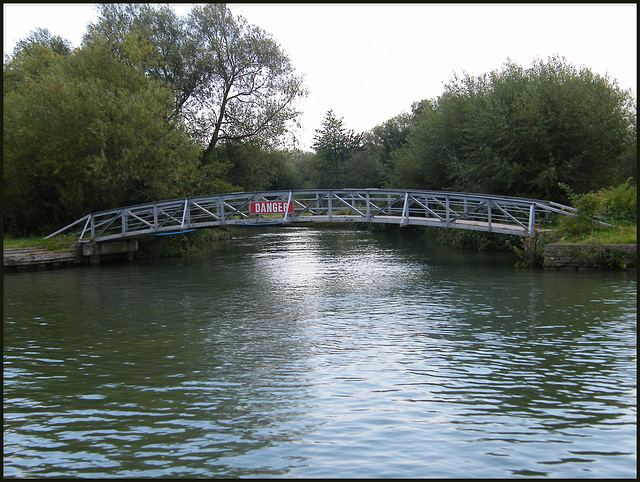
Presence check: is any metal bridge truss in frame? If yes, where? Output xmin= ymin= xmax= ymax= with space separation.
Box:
xmin=46 ymin=189 xmax=578 ymax=242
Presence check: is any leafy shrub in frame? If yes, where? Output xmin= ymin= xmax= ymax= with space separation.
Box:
xmin=426 ymin=227 xmax=518 ymax=252
xmin=601 ymin=179 xmax=637 ymax=224
xmin=589 ymin=247 xmax=635 ymax=270
xmin=556 ymin=180 xmax=637 ymax=239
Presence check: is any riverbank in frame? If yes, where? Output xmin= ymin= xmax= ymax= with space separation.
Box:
xmin=420 ymin=225 xmax=636 ymax=270
xmin=4 ymin=225 xmax=636 ymax=271
xmin=3 ymin=229 xmax=233 ymax=271
xmin=3 ymin=246 xmax=81 ymax=271
xmin=544 ymin=243 xmax=637 ymax=270
xmin=3 ymin=243 xmax=139 ymax=271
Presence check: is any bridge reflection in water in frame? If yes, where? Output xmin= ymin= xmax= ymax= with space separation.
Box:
xmin=46 ymin=189 xmax=578 ymax=243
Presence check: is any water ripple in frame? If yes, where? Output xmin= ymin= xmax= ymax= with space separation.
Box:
xmin=3 ymin=229 xmax=636 ymax=478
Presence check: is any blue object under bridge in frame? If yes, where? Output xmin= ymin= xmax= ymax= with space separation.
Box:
xmin=46 ymin=188 xmax=579 ymax=243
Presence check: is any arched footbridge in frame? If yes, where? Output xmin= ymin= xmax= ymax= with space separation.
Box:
xmin=46 ymin=189 xmax=579 ymax=243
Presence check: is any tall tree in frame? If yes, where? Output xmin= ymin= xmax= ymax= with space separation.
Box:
xmin=3 ymin=31 xmax=201 ymax=235
xmin=312 ymin=110 xmax=364 ymax=188
xmin=389 ymin=99 xmax=454 ymax=190
xmin=85 ymin=3 xmax=308 ymax=156
xmin=390 ymin=56 xmax=636 ymax=199
xmin=364 ymin=113 xmax=411 ymax=187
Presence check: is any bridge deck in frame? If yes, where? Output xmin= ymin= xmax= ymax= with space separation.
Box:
xmin=298 ymin=215 xmax=526 ymax=234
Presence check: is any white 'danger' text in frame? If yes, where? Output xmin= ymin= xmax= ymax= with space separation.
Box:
xmin=250 ymin=202 xmax=293 ymax=215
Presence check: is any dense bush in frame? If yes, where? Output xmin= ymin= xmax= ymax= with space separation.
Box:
xmin=388 ymin=56 xmax=636 ymax=201
xmin=556 ymin=180 xmax=637 ymax=239
xmin=424 ymin=227 xmax=519 ymax=253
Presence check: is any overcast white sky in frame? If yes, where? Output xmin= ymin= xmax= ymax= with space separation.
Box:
xmin=3 ymin=3 xmax=637 ymax=151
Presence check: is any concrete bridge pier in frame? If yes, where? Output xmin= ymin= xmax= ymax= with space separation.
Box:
xmin=82 ymin=240 xmax=138 ymax=264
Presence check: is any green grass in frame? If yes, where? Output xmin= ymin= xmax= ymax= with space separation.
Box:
xmin=3 ymin=235 xmax=78 ymax=252
xmin=555 ymin=224 xmax=636 ymax=245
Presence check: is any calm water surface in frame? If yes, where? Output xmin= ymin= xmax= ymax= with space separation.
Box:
xmin=3 ymin=228 xmax=637 ymax=478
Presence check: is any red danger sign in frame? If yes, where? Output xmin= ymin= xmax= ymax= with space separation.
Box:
xmin=250 ymin=201 xmax=293 ymax=215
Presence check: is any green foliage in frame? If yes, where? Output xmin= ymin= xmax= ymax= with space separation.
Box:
xmin=3 ymin=234 xmax=77 ymax=252
xmin=562 ymin=180 xmax=636 ymax=222
xmin=599 ymin=179 xmax=637 ymax=224
xmin=3 ymin=5 xmax=309 ymax=237
xmin=512 ymin=232 xmax=555 ymax=268
xmin=4 ymin=28 xmax=72 ymax=86
xmin=271 ymin=151 xmax=317 ymax=190
xmin=87 ymin=3 xmax=307 ymax=155
xmin=556 ymin=180 xmax=637 ymax=241
xmin=425 ymin=227 xmax=518 ymax=253
xmin=194 ymin=160 xmax=240 ymax=196
xmin=312 ymin=110 xmax=365 ymax=188
xmin=587 ymin=247 xmax=636 ymax=270
xmin=389 ymin=100 xmax=452 ymax=189
xmin=364 ymin=113 xmax=411 ymax=186
xmin=199 ymin=141 xmax=317 ymax=193
xmin=208 ymin=141 xmax=281 ymax=192
xmin=3 ymin=31 xmax=202 ymax=235
xmin=390 ymin=56 xmax=636 ymax=199
xmin=136 ymin=229 xmax=231 ymax=258
xmin=5 ymin=14 xmax=637 ymax=243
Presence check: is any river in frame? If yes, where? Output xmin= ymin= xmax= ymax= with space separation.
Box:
xmin=3 ymin=227 xmax=637 ymax=478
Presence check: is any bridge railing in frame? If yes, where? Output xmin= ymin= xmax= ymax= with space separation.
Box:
xmin=46 ymin=189 xmax=579 ymax=242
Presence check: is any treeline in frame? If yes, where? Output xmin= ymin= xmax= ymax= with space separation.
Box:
xmin=3 ymin=4 xmax=636 ymax=236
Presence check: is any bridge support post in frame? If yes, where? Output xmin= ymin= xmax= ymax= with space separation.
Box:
xmin=82 ymin=240 xmax=139 ymax=264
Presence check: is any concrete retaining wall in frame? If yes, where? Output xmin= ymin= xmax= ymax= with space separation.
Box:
xmin=3 ymin=247 xmax=80 ymax=271
xmin=544 ymin=243 xmax=637 ymax=270
xmin=4 ymin=240 xmax=139 ymax=271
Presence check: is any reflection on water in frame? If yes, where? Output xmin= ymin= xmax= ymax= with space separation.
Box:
xmin=3 ymin=227 xmax=637 ymax=478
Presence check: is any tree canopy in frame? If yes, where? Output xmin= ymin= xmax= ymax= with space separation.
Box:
xmin=85 ymin=3 xmax=308 ymax=156
xmin=3 ymin=4 xmax=308 ymax=235
xmin=312 ymin=110 xmax=365 ymax=188
xmin=389 ymin=56 xmax=636 ymax=200
xmin=3 ymin=29 xmax=202 ymax=235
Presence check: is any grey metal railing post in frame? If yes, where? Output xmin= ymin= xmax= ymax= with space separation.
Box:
xmin=153 ymin=204 xmax=158 ymax=233
xmin=80 ymin=216 xmax=90 ymax=240
xmin=284 ymin=191 xmax=292 ymax=223
xmin=487 ymin=200 xmax=492 ymax=231
xmin=445 ymin=195 xmax=450 ymax=227
xmin=181 ymin=199 xmax=189 ymax=229
xmin=528 ymin=204 xmax=536 ymax=236
xmin=366 ymin=191 xmax=371 ymax=222
xmin=401 ymin=192 xmax=410 ymax=225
